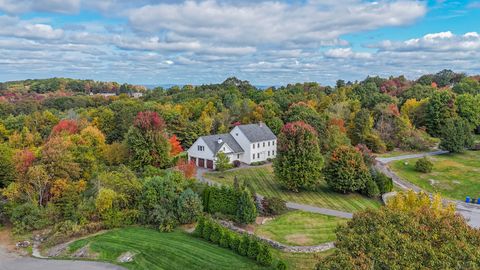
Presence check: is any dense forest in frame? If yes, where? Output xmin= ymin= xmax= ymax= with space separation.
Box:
xmin=0 ymin=70 xmax=479 ymax=244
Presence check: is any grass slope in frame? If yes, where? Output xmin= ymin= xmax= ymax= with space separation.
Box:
xmin=67 ymin=227 xmax=266 ymax=270
xmin=205 ymin=165 xmax=381 ymax=212
xmin=390 ymin=151 xmax=480 ymax=200
xmin=255 ymin=211 xmax=346 ymax=246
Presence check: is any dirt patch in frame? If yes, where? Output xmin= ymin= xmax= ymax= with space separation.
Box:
xmin=285 ymin=234 xmax=312 ymax=246
xmin=72 ymin=244 xmax=98 ymax=259
xmin=180 ymin=224 xmax=196 ymax=233
xmin=117 ymin=251 xmax=136 ymax=263
xmin=0 ymin=227 xmax=20 ymax=253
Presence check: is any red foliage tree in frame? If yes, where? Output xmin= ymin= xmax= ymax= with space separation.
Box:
xmin=176 ymin=159 xmax=196 ymax=179
xmin=329 ymin=118 xmax=346 ymax=133
xmin=169 ymin=135 xmax=183 ymax=156
xmin=51 ymin=119 xmax=79 ymax=136
xmin=14 ymin=149 xmax=35 ymax=175
xmin=133 ymin=111 xmax=165 ymax=132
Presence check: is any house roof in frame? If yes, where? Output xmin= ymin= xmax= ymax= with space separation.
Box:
xmin=236 ymin=123 xmax=276 ymax=143
xmin=201 ymin=133 xmax=244 ymax=154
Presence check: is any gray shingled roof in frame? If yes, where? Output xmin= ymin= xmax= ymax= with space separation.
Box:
xmin=200 ymin=133 xmax=244 ymax=154
xmin=237 ymin=123 xmax=276 ymax=143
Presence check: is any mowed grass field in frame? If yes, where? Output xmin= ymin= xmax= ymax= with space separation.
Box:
xmin=65 ymin=226 xmax=328 ymax=270
xmin=67 ymin=227 xmax=266 ymax=270
xmin=255 ymin=211 xmax=346 ymax=246
xmin=390 ymin=151 xmax=480 ymax=201
xmin=205 ymin=165 xmax=381 ymax=212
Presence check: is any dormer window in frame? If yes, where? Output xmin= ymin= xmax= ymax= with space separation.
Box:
xmin=198 ymin=145 xmax=205 ymax=151
xmin=235 ymin=133 xmax=238 ymax=136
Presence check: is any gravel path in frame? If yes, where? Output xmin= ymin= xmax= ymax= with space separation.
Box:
xmin=196 ymin=168 xmax=353 ymax=219
xmin=376 ymin=150 xmax=449 ymax=164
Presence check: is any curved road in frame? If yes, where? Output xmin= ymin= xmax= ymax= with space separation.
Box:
xmin=0 ymin=246 xmax=125 ymax=270
xmin=376 ymin=150 xmax=480 ymax=228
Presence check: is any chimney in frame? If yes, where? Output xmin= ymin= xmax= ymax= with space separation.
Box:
xmin=217 ymin=138 xmax=223 ymax=144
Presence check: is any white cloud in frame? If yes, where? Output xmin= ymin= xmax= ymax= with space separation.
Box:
xmin=372 ymin=31 xmax=480 ymax=52
xmin=0 ymin=16 xmax=64 ymax=40
xmin=0 ymin=0 xmax=80 ymax=14
xmin=324 ymin=48 xmax=372 ymax=59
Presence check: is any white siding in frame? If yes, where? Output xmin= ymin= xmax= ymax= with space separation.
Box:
xmin=230 ymin=126 xmax=252 ymax=163
xmin=187 ymin=138 xmax=214 ymax=168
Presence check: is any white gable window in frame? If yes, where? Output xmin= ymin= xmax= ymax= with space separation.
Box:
xmin=198 ymin=145 xmax=205 ymax=151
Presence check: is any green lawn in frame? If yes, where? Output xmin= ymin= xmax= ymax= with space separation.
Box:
xmin=390 ymin=151 xmax=480 ymax=200
xmin=66 ymin=227 xmax=266 ymax=270
xmin=255 ymin=211 xmax=346 ymax=246
xmin=64 ymin=226 xmax=329 ymax=270
xmin=205 ymin=166 xmax=381 ymax=213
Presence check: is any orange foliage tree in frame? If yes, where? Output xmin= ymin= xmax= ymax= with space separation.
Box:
xmin=169 ymin=135 xmax=183 ymax=156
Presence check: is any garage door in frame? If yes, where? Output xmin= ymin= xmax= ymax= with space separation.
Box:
xmin=191 ymin=157 xmax=197 ymax=165
xmin=206 ymin=159 xmax=214 ymax=169
xmin=198 ymin=158 xmax=205 ymax=167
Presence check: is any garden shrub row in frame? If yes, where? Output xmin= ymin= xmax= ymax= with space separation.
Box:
xmin=202 ymin=185 xmax=257 ymax=224
xmin=194 ymin=216 xmax=285 ymax=268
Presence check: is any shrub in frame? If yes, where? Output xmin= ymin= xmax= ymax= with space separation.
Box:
xmin=362 ymin=178 xmax=380 ymax=198
xmin=210 ymin=224 xmax=222 ymax=244
xmin=177 ymin=188 xmax=203 ymax=224
xmin=193 ymin=216 xmax=205 ymax=237
xmin=233 ymin=160 xmax=242 ymax=168
xmin=229 ymin=233 xmax=241 ymax=252
xmin=219 ymin=230 xmax=230 ymax=248
xmin=256 ymin=244 xmax=274 ymax=266
xmin=415 ymin=157 xmax=433 ymax=173
xmin=261 ymin=197 xmax=287 ymax=216
xmin=276 ymin=260 xmax=288 ymax=270
xmin=238 ymin=235 xmax=250 ymax=256
xmin=202 ymin=219 xmax=213 ymax=240
xmin=10 ymin=202 xmax=48 ymax=234
xmin=247 ymin=237 xmax=261 ymax=259
xmin=372 ymin=170 xmax=393 ymax=194
xmin=207 ymin=186 xmax=239 ymax=217
xmin=236 ymin=189 xmax=257 ymax=224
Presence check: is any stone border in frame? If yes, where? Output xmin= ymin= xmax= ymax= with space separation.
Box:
xmin=217 ymin=219 xmax=335 ymax=253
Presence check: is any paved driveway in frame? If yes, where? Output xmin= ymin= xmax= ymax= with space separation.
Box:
xmin=0 ymin=246 xmax=125 ymax=270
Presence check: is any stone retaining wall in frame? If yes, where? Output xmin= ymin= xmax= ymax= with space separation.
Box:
xmin=217 ymin=220 xmax=335 ymax=253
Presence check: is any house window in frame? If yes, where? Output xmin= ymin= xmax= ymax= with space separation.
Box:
xmin=268 ymin=151 xmax=270 ymax=156
xmin=235 ymin=133 xmax=238 ymax=136
xmin=198 ymin=145 xmax=204 ymax=151
xmin=263 ymin=142 xmax=265 ymax=147
xmin=268 ymin=141 xmax=270 ymax=146
xmin=257 ymin=143 xmax=260 ymax=148
xmin=252 ymin=154 xmax=255 ymax=160
xmin=257 ymin=153 xmax=260 ymax=158
xmin=272 ymin=150 xmax=275 ymax=155
xmin=237 ymin=154 xmax=240 ymax=159
xmin=273 ymin=141 xmax=275 ymax=145
xmin=253 ymin=144 xmax=255 ymax=149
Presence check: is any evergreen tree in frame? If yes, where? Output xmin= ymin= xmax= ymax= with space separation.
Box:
xmin=236 ymin=189 xmax=257 ymax=224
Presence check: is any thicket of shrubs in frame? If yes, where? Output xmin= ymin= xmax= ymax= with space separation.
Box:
xmin=261 ymin=197 xmax=287 ymax=216
xmin=202 ymin=185 xmax=257 ymax=224
xmin=194 ymin=216 xmax=283 ymax=268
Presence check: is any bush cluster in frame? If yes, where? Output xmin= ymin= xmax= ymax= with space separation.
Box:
xmin=261 ymin=197 xmax=287 ymax=216
xmin=203 ymin=185 xmax=257 ymax=224
xmin=415 ymin=157 xmax=433 ymax=173
xmin=194 ymin=216 xmax=274 ymax=267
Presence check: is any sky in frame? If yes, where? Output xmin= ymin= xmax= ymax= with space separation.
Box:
xmin=0 ymin=0 xmax=479 ymax=86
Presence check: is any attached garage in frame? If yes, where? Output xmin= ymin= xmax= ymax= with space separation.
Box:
xmin=198 ymin=158 xmax=205 ymax=168
xmin=206 ymin=159 xmax=214 ymax=169
xmin=190 ymin=157 xmax=197 ymax=165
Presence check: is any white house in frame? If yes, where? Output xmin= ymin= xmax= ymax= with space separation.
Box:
xmin=187 ymin=123 xmax=277 ymax=169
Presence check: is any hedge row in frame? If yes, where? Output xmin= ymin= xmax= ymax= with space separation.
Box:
xmin=194 ymin=216 xmax=285 ymax=268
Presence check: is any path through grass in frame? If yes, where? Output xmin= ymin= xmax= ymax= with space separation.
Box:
xmin=390 ymin=151 xmax=480 ymax=200
xmin=205 ymin=165 xmax=381 ymax=213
